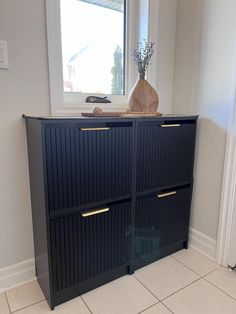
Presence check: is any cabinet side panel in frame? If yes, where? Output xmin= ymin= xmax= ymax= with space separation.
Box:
xmin=25 ymin=119 xmax=52 ymax=308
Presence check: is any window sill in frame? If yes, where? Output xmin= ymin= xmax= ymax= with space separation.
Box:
xmin=53 ymin=102 xmax=129 ymax=116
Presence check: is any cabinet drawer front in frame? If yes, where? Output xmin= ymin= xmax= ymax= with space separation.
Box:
xmin=136 ymin=122 xmax=196 ymax=192
xmin=50 ymin=202 xmax=131 ymax=293
xmin=44 ymin=124 xmax=132 ymax=212
xmin=135 ymin=187 xmax=192 ymax=267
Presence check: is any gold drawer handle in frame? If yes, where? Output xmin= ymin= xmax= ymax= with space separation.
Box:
xmin=80 ymin=127 xmax=110 ymax=131
xmin=160 ymin=124 xmax=181 ymax=128
xmin=81 ymin=207 xmax=110 ymax=217
xmin=157 ymin=191 xmax=177 ymax=198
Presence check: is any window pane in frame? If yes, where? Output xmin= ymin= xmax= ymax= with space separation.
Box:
xmin=60 ymin=0 xmax=125 ymax=95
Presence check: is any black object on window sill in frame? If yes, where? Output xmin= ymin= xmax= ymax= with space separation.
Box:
xmin=86 ymin=96 xmax=111 ymax=103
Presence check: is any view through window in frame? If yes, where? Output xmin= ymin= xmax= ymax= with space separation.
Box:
xmin=60 ymin=0 xmax=125 ymax=95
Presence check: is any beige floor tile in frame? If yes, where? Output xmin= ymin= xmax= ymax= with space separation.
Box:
xmin=0 ymin=293 xmax=10 ymax=314
xmin=135 ymin=256 xmax=199 ymax=300
xmin=141 ymin=303 xmax=172 ymax=314
xmin=14 ymin=298 xmax=90 ymax=314
xmin=205 ymin=267 xmax=236 ymax=299
xmin=6 ymin=280 xmax=45 ymax=312
xmin=82 ymin=275 xmax=157 ymax=314
xmin=163 ymin=278 xmax=236 ymax=314
xmin=172 ymin=248 xmax=219 ymax=276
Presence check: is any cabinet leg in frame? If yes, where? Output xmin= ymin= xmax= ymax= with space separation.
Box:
xmin=184 ymin=239 xmax=189 ymax=249
xmin=128 ymin=265 xmax=134 ymax=275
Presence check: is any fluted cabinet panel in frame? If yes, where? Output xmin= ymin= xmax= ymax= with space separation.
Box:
xmin=136 ymin=122 xmax=196 ymax=192
xmin=135 ymin=187 xmax=192 ymax=269
xmin=50 ymin=202 xmax=131 ymax=293
xmin=45 ymin=125 xmax=132 ymax=212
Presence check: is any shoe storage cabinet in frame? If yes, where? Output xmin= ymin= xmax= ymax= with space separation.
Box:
xmin=25 ymin=115 xmax=198 ymax=309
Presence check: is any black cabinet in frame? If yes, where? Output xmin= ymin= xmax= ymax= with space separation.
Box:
xmin=24 ymin=115 xmax=197 ymax=309
xmin=134 ymin=186 xmax=192 ymax=269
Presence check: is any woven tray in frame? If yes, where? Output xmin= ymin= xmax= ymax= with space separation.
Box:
xmin=81 ymin=111 xmax=162 ymax=117
xmin=122 ymin=112 xmax=162 ymax=117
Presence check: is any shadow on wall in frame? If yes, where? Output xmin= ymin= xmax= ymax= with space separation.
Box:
xmin=190 ymin=117 xmax=228 ymax=241
xmin=173 ymin=0 xmax=236 ymax=248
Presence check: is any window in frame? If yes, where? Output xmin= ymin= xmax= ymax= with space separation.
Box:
xmin=60 ymin=0 xmax=126 ymax=95
xmin=46 ymin=0 xmax=159 ymax=115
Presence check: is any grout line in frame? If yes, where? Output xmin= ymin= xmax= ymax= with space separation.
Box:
xmin=203 ymin=277 xmax=236 ymax=303
xmin=170 ymin=255 xmax=203 ymax=278
xmin=171 ymin=255 xmax=220 ymax=278
xmin=137 ymin=301 xmax=160 ymax=314
xmin=133 ymin=275 xmax=160 ymax=301
xmin=161 ymin=277 xmax=202 ymax=302
xmin=4 ymin=292 xmax=11 ymax=314
xmin=11 ymin=300 xmax=46 ymax=313
xmin=202 ymin=265 xmax=222 ymax=278
xmin=80 ymin=296 xmax=93 ymax=314
xmin=133 ymin=256 xmax=211 ymax=306
xmin=160 ymin=301 xmax=174 ymax=314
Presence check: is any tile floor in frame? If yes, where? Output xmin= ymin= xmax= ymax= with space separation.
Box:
xmin=2 ymin=248 xmax=236 ymax=313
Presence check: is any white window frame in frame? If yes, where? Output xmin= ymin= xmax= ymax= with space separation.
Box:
xmin=46 ymin=0 xmax=159 ymax=115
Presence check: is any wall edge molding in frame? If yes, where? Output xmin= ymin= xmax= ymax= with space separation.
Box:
xmin=0 ymin=258 xmax=36 ymax=292
xmin=189 ymin=227 xmax=217 ymax=262
xmin=216 ymin=111 xmax=236 ymax=267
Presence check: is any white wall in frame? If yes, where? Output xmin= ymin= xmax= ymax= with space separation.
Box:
xmin=155 ymin=0 xmax=177 ymax=114
xmin=173 ymin=0 xmax=236 ymax=243
xmin=0 ymin=0 xmax=50 ymax=269
xmin=146 ymin=0 xmax=177 ymax=114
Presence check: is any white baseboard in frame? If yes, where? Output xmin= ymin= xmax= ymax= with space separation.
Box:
xmin=189 ymin=227 xmax=217 ymax=262
xmin=0 ymin=259 xmax=36 ymax=292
